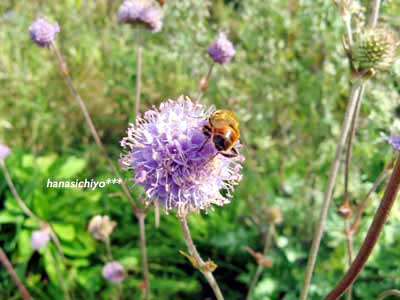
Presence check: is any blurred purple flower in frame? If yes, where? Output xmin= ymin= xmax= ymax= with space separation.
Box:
xmin=102 ymin=261 xmax=125 ymax=282
xmin=31 ymin=229 xmax=51 ymax=250
xmin=29 ymin=18 xmax=60 ymax=47
xmin=0 ymin=144 xmax=11 ymax=161
xmin=117 ymin=0 xmax=163 ymax=32
xmin=120 ymin=96 xmax=243 ymax=215
xmin=208 ymin=32 xmax=235 ymax=64
xmin=387 ymin=135 xmax=400 ymax=151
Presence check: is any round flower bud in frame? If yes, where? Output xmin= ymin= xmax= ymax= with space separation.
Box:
xmin=208 ymin=32 xmax=235 ymax=64
xmin=265 ymin=207 xmax=283 ymax=225
xmin=117 ymin=0 xmax=163 ymax=33
xmin=102 ymin=261 xmax=125 ymax=283
xmin=387 ymin=135 xmax=400 ymax=151
xmin=88 ymin=215 xmax=117 ymax=241
xmin=31 ymin=228 xmax=51 ymax=250
xmin=0 ymin=144 xmax=11 ymax=161
xmin=352 ymin=27 xmax=398 ymax=72
xmin=120 ymin=96 xmax=244 ymax=215
xmin=29 ymin=18 xmax=60 ymax=47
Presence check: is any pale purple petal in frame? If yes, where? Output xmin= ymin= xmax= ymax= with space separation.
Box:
xmin=29 ymin=18 xmax=59 ymax=47
xmin=208 ymin=32 xmax=235 ymax=64
xmin=102 ymin=261 xmax=125 ymax=283
xmin=0 ymin=144 xmax=11 ymax=161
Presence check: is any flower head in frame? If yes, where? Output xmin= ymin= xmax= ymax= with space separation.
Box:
xmin=352 ymin=27 xmax=398 ymax=72
xmin=0 ymin=144 xmax=11 ymax=161
xmin=88 ymin=215 xmax=117 ymax=241
xmin=102 ymin=261 xmax=125 ymax=282
xmin=387 ymin=135 xmax=400 ymax=151
xmin=117 ymin=0 xmax=163 ymax=32
xmin=31 ymin=228 xmax=51 ymax=250
xmin=208 ymin=32 xmax=236 ymax=64
xmin=120 ymin=96 xmax=243 ymax=215
xmin=29 ymin=18 xmax=60 ymax=47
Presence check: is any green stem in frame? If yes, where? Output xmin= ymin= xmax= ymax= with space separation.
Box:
xmin=179 ymin=216 xmax=224 ymax=300
xmin=137 ymin=212 xmax=150 ymax=300
xmin=135 ymin=31 xmax=142 ymax=120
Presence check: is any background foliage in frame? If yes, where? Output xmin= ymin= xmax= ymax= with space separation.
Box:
xmin=1 ymin=0 xmax=400 ymax=299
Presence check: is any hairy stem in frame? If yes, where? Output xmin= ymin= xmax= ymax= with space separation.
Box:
xmin=50 ymin=42 xmax=137 ymax=212
xmin=135 ymin=31 xmax=142 ymax=120
xmin=105 ymin=236 xmax=114 ymax=261
xmin=0 ymin=247 xmax=32 ymax=300
xmin=179 ymin=216 xmax=224 ymax=300
xmin=325 ymin=156 xmax=400 ymax=300
xmin=378 ymin=289 xmax=400 ymax=300
xmin=246 ymin=225 xmax=275 ymax=300
xmin=299 ymin=80 xmax=364 ymax=300
xmin=137 ymin=212 xmax=150 ymax=300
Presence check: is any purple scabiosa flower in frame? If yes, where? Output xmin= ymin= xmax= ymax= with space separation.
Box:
xmin=0 ymin=144 xmax=11 ymax=161
xmin=387 ymin=135 xmax=400 ymax=151
xmin=29 ymin=18 xmax=60 ymax=47
xmin=208 ymin=32 xmax=236 ymax=65
xmin=31 ymin=228 xmax=51 ymax=250
xmin=102 ymin=261 xmax=125 ymax=283
xmin=120 ymin=96 xmax=244 ymax=215
xmin=117 ymin=0 xmax=163 ymax=33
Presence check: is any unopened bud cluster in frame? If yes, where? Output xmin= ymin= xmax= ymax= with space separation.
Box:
xmin=352 ymin=27 xmax=398 ymax=72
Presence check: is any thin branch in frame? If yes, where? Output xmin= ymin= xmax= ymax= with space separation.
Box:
xmin=344 ymin=84 xmax=365 ymax=197
xmin=378 ymin=289 xmax=400 ymax=300
xmin=325 ymin=156 xmax=400 ymax=300
xmin=50 ymin=42 xmax=137 ymax=212
xmin=137 ymin=212 xmax=150 ymax=300
xmin=246 ymin=225 xmax=275 ymax=300
xmin=344 ymin=219 xmax=354 ymax=300
xmin=196 ymin=63 xmax=215 ymax=102
xmin=368 ymin=0 xmax=381 ymax=27
xmin=135 ymin=31 xmax=142 ymax=120
xmin=105 ymin=236 xmax=114 ymax=261
xmin=0 ymin=161 xmax=41 ymax=224
xmin=0 ymin=247 xmax=32 ymax=300
xmin=299 ymin=79 xmax=364 ymax=300
xmin=179 ymin=216 xmax=224 ymax=300
xmin=350 ymin=162 xmax=392 ymax=234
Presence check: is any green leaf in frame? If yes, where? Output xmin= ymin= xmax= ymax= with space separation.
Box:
xmin=57 ymin=157 xmax=86 ymax=179
xmin=52 ymin=223 xmax=76 ymax=241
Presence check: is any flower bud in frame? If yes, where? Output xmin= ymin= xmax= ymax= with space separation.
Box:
xmin=102 ymin=261 xmax=125 ymax=283
xmin=387 ymin=135 xmax=400 ymax=151
xmin=265 ymin=207 xmax=283 ymax=225
xmin=0 ymin=144 xmax=11 ymax=161
xmin=88 ymin=215 xmax=117 ymax=241
xmin=29 ymin=18 xmax=60 ymax=47
xmin=31 ymin=228 xmax=51 ymax=250
xmin=117 ymin=0 xmax=163 ymax=33
xmin=338 ymin=200 xmax=352 ymax=219
xmin=352 ymin=27 xmax=398 ymax=72
xmin=208 ymin=32 xmax=235 ymax=65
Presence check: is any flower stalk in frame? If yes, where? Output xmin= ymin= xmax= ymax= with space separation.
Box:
xmin=135 ymin=30 xmax=143 ymax=120
xmin=0 ymin=247 xmax=32 ymax=300
xmin=325 ymin=155 xmax=400 ymax=300
xmin=50 ymin=42 xmax=151 ymax=298
xmin=137 ymin=212 xmax=150 ymax=300
xmin=299 ymin=79 xmax=364 ymax=300
xmin=179 ymin=216 xmax=224 ymax=300
xmin=246 ymin=224 xmax=275 ymax=300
